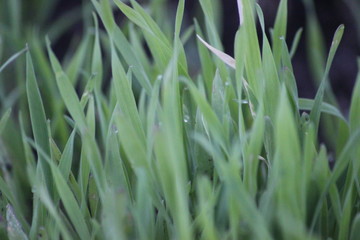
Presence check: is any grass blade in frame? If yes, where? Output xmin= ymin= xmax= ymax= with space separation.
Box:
xmin=26 ymin=51 xmax=53 ymax=195
xmin=310 ymin=25 xmax=344 ymax=134
xmin=350 ymin=59 xmax=360 ymax=132
xmin=0 ymin=108 xmax=11 ymax=136
xmin=0 ymin=47 xmax=27 ymax=73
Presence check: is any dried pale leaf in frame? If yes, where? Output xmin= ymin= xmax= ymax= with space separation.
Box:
xmin=237 ymin=0 xmax=244 ymax=26
xmin=6 ymin=205 xmax=28 ymax=240
xmin=197 ymin=35 xmax=235 ymax=69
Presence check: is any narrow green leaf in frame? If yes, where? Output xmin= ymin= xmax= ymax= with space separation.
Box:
xmin=93 ymin=0 xmax=152 ymax=92
xmin=338 ymin=187 xmax=353 ymax=240
xmin=280 ymin=39 xmax=299 ymax=109
xmin=58 ymin=129 xmax=76 ymax=179
xmin=91 ymin=13 xmax=103 ymax=91
xmin=174 ymin=0 xmax=185 ymax=42
xmin=290 ymin=28 xmax=303 ymax=58
xmin=0 ymin=108 xmax=11 ymax=136
xmin=350 ymin=214 xmax=360 ymax=240
xmin=0 ymin=46 xmax=27 ymax=73
xmin=46 ymin=38 xmax=88 ymax=133
xmin=110 ymin=42 xmax=145 ymax=142
xmin=26 ymin=51 xmax=52 ymax=194
xmin=28 ymin=139 xmax=91 ymax=240
xmin=182 ymin=78 xmax=226 ymax=149
xmin=37 ymin=185 xmax=72 ymax=240
xmin=310 ymin=25 xmax=344 ymax=133
xmin=65 ymin=34 xmax=90 ymax=84
xmin=310 ymin=128 xmax=360 ymax=232
xmin=194 ymin=20 xmax=215 ymax=95
xmin=241 ymin=0 xmax=263 ymax=98
xmin=271 ymin=87 xmax=305 ymax=237
xmin=244 ymin=106 xmax=265 ymax=197
xmin=256 ymin=5 xmax=280 ymax=118
xmin=272 ymin=0 xmax=288 ymax=67
xmin=196 ymin=177 xmax=218 ymax=240
xmin=349 ymin=59 xmax=360 ymax=132
xmin=299 ymin=98 xmax=346 ymax=122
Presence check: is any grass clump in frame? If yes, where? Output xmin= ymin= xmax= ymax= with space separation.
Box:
xmin=0 ymin=0 xmax=360 ymax=239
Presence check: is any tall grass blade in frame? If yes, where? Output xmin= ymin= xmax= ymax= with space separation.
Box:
xmin=310 ymin=25 xmax=344 ymax=134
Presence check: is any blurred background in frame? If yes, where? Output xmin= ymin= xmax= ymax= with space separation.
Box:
xmin=1 ymin=0 xmax=359 ymax=111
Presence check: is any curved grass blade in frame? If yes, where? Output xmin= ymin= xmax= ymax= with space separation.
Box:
xmin=196 ymin=35 xmax=235 ymax=69
xmin=299 ymin=98 xmax=346 ymax=122
xmin=290 ymin=28 xmax=303 ymax=58
xmin=0 ymin=46 xmax=27 ymax=73
xmin=310 ymin=25 xmax=344 ymax=134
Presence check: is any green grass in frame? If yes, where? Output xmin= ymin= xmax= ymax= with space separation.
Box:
xmin=0 ymin=0 xmax=360 ymax=239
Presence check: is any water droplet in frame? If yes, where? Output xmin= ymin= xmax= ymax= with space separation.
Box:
xmin=111 ymin=124 xmax=118 ymax=134
xmin=183 ymin=115 xmax=190 ymax=123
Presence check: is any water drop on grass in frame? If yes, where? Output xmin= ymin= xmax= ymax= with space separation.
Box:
xmin=183 ymin=115 xmax=190 ymax=123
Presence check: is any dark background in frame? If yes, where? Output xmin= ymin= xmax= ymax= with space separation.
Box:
xmin=55 ymin=0 xmax=360 ymax=111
